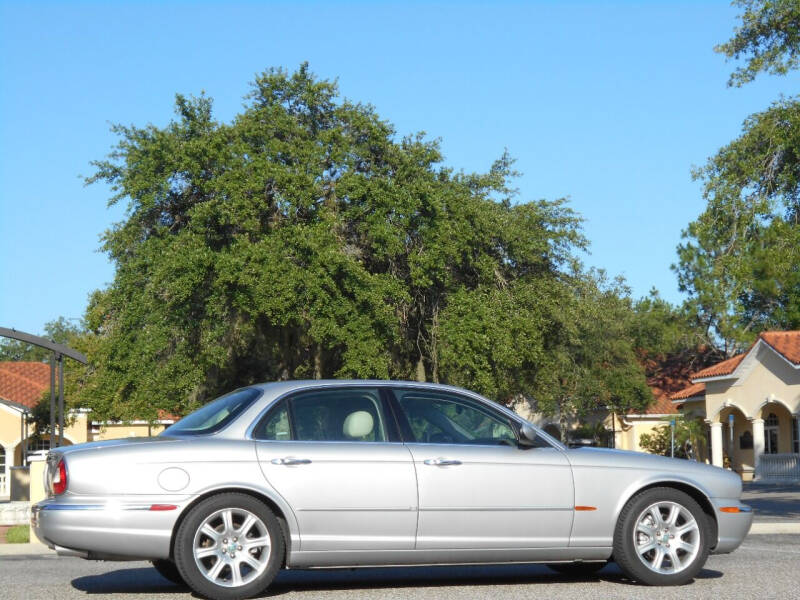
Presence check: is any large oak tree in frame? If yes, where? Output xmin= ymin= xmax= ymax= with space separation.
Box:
xmin=74 ymin=64 xmax=650 ymax=422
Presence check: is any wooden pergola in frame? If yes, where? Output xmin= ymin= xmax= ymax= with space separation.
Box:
xmin=0 ymin=327 xmax=87 ymax=460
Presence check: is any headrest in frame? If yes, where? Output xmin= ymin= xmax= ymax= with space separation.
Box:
xmin=342 ymin=410 xmax=374 ymax=439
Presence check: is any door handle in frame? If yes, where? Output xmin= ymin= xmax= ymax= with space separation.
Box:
xmin=271 ymin=457 xmax=312 ymax=466
xmin=423 ymin=458 xmax=462 ymax=466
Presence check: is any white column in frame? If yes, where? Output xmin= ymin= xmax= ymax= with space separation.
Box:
xmin=751 ymin=418 xmax=765 ymax=477
xmin=710 ymin=422 xmax=723 ymax=468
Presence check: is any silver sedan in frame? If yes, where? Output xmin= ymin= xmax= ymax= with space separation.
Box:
xmin=32 ymin=381 xmax=752 ymax=600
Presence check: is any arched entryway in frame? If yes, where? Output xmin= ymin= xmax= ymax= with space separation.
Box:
xmin=759 ymin=402 xmax=794 ymax=454
xmin=716 ymin=406 xmax=753 ymax=479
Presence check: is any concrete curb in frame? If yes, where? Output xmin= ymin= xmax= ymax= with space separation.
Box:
xmin=749 ymin=521 xmax=800 ymax=534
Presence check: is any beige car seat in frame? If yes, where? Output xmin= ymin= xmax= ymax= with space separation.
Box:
xmin=342 ymin=410 xmax=375 ymax=439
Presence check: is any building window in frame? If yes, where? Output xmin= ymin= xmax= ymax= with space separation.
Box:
xmin=793 ymin=417 xmax=799 ymax=454
xmin=27 ymin=439 xmax=51 ymax=453
xmin=765 ymin=413 xmax=779 ymax=454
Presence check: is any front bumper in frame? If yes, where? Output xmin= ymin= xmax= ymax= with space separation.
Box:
xmin=710 ymin=498 xmax=753 ymax=554
xmin=32 ymin=498 xmax=182 ymax=560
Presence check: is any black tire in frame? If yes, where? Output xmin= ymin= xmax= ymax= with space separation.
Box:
xmin=546 ymin=561 xmax=608 ymax=576
xmin=151 ymin=559 xmax=186 ymax=586
xmin=613 ymin=487 xmax=710 ymax=586
xmin=174 ymin=493 xmax=285 ymax=600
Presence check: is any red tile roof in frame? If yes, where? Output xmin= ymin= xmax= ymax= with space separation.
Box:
xmin=636 ymin=389 xmax=681 ymax=415
xmin=690 ymin=331 xmax=800 ymax=380
xmin=630 ymin=355 xmax=695 ymax=416
xmin=0 ymin=361 xmax=50 ymax=409
xmin=691 ymin=353 xmax=746 ymax=379
xmin=760 ymin=331 xmax=800 ymax=364
xmin=670 ymin=381 xmax=706 ymax=401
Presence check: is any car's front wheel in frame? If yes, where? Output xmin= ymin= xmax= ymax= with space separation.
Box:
xmin=613 ymin=487 xmax=710 ymax=586
xmin=174 ymin=493 xmax=284 ymax=600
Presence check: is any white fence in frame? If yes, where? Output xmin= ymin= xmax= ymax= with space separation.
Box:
xmin=0 ymin=501 xmax=31 ymax=525
xmin=757 ymin=453 xmax=800 ymax=481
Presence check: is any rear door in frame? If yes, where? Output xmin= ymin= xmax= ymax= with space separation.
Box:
xmin=390 ymin=387 xmax=575 ymax=549
xmin=253 ymin=386 xmax=418 ymax=551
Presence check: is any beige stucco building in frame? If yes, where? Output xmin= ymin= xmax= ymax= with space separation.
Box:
xmin=0 ymin=362 xmax=174 ymax=498
xmin=672 ymin=331 xmax=800 ymax=481
xmin=514 ymin=384 xmax=681 ymax=453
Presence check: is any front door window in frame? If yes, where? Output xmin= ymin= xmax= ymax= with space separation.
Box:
xmin=392 ymin=390 xmax=517 ymax=446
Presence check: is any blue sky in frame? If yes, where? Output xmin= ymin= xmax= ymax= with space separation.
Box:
xmin=0 ymin=1 xmax=793 ymax=336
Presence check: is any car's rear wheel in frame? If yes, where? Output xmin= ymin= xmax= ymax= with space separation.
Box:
xmin=151 ymin=559 xmax=186 ymax=586
xmin=613 ymin=487 xmax=710 ymax=586
xmin=174 ymin=493 xmax=284 ymax=600
xmin=546 ymin=561 xmax=608 ymax=577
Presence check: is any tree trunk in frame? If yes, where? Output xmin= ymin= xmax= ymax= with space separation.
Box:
xmin=313 ymin=344 xmax=322 ymax=380
xmin=415 ymin=355 xmax=426 ymax=382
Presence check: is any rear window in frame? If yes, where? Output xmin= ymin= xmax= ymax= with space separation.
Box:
xmin=162 ymin=388 xmax=261 ymax=435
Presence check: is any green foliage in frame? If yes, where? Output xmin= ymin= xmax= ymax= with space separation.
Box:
xmin=675 ymin=6 xmax=800 ymax=355
xmin=571 ymin=421 xmax=612 ymax=446
xmin=0 ymin=318 xmax=83 ymax=362
xmin=75 ymin=64 xmax=650 ymax=421
xmin=5 ymin=525 xmax=30 ymax=544
xmin=545 ymin=270 xmax=652 ymax=418
xmin=675 ymin=98 xmax=800 ymax=354
xmin=639 ymin=417 xmax=707 ymax=460
xmin=716 ymin=0 xmax=800 ymax=87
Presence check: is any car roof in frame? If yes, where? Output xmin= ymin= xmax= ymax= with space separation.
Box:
xmin=249 ymin=379 xmax=484 ymax=397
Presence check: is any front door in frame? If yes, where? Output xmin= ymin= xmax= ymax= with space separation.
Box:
xmin=389 ymin=387 xmax=575 ymax=549
xmin=254 ymin=387 xmax=417 ymax=551
xmin=765 ymin=412 xmax=779 ymax=454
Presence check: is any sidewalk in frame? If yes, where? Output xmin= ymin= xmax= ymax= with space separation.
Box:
xmin=0 ymin=542 xmax=53 ymax=556
xmin=743 ymin=481 xmax=800 ymax=533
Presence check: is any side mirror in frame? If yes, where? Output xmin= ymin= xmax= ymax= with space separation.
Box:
xmin=518 ymin=423 xmax=538 ymax=447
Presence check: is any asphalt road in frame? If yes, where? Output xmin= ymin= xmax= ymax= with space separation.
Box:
xmin=1 ymin=534 xmax=798 ymax=600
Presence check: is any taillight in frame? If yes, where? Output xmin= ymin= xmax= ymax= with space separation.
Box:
xmin=52 ymin=458 xmax=67 ymax=495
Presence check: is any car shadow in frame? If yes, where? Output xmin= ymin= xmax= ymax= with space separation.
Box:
xmin=72 ymin=568 xmax=189 ymax=595
xmin=71 ymin=563 xmax=724 ymax=596
xmin=263 ymin=563 xmax=724 ymax=595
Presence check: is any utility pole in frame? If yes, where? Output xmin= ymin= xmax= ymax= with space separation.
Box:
xmin=670 ymin=419 xmax=676 ymax=458
xmin=0 ymin=327 xmax=87 ymax=452
xmin=50 ymin=353 xmax=56 ymax=448
xmin=58 ymin=353 xmax=65 ymax=447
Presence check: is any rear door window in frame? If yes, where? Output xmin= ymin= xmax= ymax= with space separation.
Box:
xmin=253 ymin=387 xmax=389 ymax=442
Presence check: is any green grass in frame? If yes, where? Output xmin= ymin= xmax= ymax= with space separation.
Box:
xmin=6 ymin=525 xmax=30 ymax=544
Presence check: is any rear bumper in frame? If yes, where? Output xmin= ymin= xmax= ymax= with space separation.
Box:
xmin=710 ymin=498 xmax=753 ymax=554
xmin=32 ymin=499 xmax=180 ymax=560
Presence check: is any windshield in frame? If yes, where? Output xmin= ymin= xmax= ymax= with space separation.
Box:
xmin=162 ymin=387 xmax=262 ymax=436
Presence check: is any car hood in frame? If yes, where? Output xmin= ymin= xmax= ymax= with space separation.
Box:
xmin=566 ymin=446 xmax=742 ymax=498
